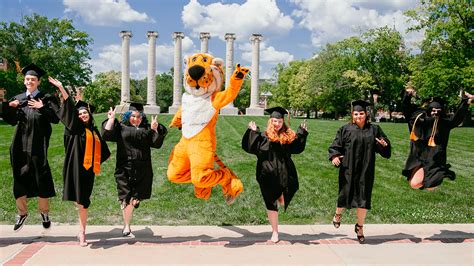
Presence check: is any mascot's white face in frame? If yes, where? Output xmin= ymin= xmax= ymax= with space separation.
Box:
xmin=184 ymin=53 xmax=224 ymax=97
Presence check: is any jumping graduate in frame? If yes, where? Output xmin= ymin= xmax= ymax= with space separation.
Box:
xmin=401 ymin=87 xmax=473 ymax=190
xmin=242 ymin=107 xmax=308 ymax=243
xmin=2 ymin=64 xmax=60 ymax=232
xmin=102 ymin=103 xmax=167 ymax=237
xmin=50 ymin=77 xmax=110 ymax=246
xmin=328 ymin=100 xmax=391 ymax=243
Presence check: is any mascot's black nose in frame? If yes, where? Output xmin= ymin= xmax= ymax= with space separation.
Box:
xmin=188 ymin=65 xmax=205 ymax=81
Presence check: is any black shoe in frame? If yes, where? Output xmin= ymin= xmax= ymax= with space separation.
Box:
xmin=122 ymin=226 xmax=131 ymax=237
xmin=14 ymin=214 xmax=28 ymax=232
xmin=355 ymin=223 xmax=365 ymax=243
xmin=41 ymin=213 xmax=51 ymax=229
xmin=332 ymin=213 xmax=342 ymax=228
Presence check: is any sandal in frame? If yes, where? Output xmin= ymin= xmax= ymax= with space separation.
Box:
xmin=354 ymin=223 xmax=365 ymax=243
xmin=122 ymin=225 xmax=131 ymax=237
xmin=332 ymin=213 xmax=342 ymax=228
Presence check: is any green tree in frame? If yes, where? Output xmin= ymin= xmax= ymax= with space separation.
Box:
xmin=287 ymin=61 xmax=317 ymax=118
xmin=82 ymin=71 xmax=121 ymax=113
xmin=0 ymin=13 xmax=93 ymax=98
xmin=234 ymin=80 xmax=250 ymax=113
xmin=155 ymin=69 xmax=174 ymax=112
xmin=309 ymin=37 xmax=361 ymax=118
xmin=357 ymin=26 xmax=409 ymax=119
xmin=270 ymin=61 xmax=304 ymax=108
xmin=405 ymin=0 xmax=473 ymax=102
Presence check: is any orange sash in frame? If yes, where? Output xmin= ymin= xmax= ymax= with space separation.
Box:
xmin=83 ymin=128 xmax=102 ymax=174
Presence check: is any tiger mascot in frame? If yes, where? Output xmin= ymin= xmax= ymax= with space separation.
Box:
xmin=167 ymin=53 xmax=249 ymax=204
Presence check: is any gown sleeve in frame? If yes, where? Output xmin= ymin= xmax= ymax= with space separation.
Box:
xmin=1 ymin=102 xmax=19 ymax=125
xmin=149 ymin=123 xmax=168 ymax=149
xmin=373 ymin=125 xmax=391 ymax=159
xmin=241 ymin=127 xmax=269 ymax=155
xmin=39 ymin=94 xmax=60 ymax=124
xmin=286 ymin=126 xmax=309 ymax=154
xmin=58 ymin=97 xmax=82 ymax=133
xmin=401 ymin=89 xmax=420 ymax=132
xmin=328 ymin=126 xmax=345 ymax=161
xmin=101 ymin=119 xmax=121 ymax=142
xmin=448 ymin=95 xmax=470 ymax=129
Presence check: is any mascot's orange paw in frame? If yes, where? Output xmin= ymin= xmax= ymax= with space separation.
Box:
xmin=233 ymin=64 xmax=249 ymax=80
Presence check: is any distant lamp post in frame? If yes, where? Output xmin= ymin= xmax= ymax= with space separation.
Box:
xmin=261 ymin=91 xmax=273 ymax=109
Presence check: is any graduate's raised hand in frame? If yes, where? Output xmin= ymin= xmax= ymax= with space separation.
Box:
xmin=300 ymin=119 xmax=308 ymax=131
xmin=248 ymin=121 xmax=257 ymax=131
xmin=375 ymin=137 xmax=388 ymax=147
xmin=331 ymin=155 xmax=343 ymax=167
xmin=107 ymin=107 xmax=115 ymax=120
xmin=28 ymin=98 xmax=44 ymax=109
xmin=465 ymin=92 xmax=473 ymax=104
xmin=48 ymin=77 xmax=68 ymax=100
xmin=151 ymin=115 xmax=158 ymax=131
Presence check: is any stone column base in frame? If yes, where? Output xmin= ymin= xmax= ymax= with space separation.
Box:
xmin=220 ymin=106 xmax=239 ymax=115
xmin=144 ymin=105 xmax=161 ymax=115
xmin=168 ymin=106 xmax=180 ymax=114
xmin=245 ymin=107 xmax=264 ymax=116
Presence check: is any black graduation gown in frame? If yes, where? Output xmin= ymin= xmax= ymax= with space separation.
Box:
xmin=102 ymin=119 xmax=167 ymax=203
xmin=242 ymin=126 xmax=308 ymax=211
xmin=401 ymin=91 xmax=470 ymax=188
xmin=328 ymin=123 xmax=391 ymax=210
xmin=58 ymin=97 xmax=110 ymax=208
xmin=2 ymin=91 xmax=60 ymax=199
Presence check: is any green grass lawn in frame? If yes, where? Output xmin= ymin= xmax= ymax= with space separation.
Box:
xmin=0 ymin=114 xmax=473 ymax=225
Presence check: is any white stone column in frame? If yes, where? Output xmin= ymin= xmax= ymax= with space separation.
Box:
xmin=200 ymin=32 xmax=211 ymax=53
xmin=220 ymin=33 xmax=239 ymax=115
xmin=116 ymin=30 xmax=132 ymax=113
xmin=120 ymin=30 xmax=132 ymax=104
xmin=169 ymin=32 xmax=184 ymax=114
xmin=145 ymin=31 xmax=160 ymax=114
xmin=246 ymin=34 xmax=264 ymax=116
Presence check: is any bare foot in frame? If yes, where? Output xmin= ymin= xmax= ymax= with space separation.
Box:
xmin=77 ymin=232 xmax=88 ymax=247
xmin=271 ymin=231 xmax=279 ymax=243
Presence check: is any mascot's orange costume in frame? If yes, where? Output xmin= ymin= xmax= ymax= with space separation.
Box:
xmin=167 ymin=53 xmax=249 ymax=204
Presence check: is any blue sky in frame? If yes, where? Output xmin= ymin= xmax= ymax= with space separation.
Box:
xmin=1 ymin=0 xmax=421 ymax=80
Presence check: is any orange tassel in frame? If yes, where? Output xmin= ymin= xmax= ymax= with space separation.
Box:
xmin=410 ymin=113 xmax=423 ymax=142
xmin=428 ymin=136 xmax=436 ymax=147
xmin=428 ymin=117 xmax=439 ymax=147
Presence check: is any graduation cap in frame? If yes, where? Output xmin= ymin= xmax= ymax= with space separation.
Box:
xmin=21 ymin=63 xmax=46 ymax=78
xmin=128 ymin=102 xmax=144 ymax=112
xmin=75 ymin=100 xmax=95 ymax=114
xmin=351 ymin=99 xmax=370 ymax=112
xmin=423 ymin=97 xmax=446 ymax=110
xmin=265 ymin=106 xmax=288 ymax=119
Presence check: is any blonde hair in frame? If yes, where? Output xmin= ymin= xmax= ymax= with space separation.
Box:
xmin=265 ymin=119 xmax=297 ymax=144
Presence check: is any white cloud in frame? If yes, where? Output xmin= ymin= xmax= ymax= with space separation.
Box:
xmin=181 ymin=0 xmax=294 ymax=41
xmin=290 ymin=0 xmax=421 ymax=49
xmin=63 ymin=0 xmax=154 ymax=26
xmin=239 ymin=42 xmax=294 ymax=65
xmin=90 ymin=37 xmax=197 ymax=79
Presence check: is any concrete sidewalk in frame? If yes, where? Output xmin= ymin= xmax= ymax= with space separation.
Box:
xmin=1 ymin=224 xmax=473 ymax=265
